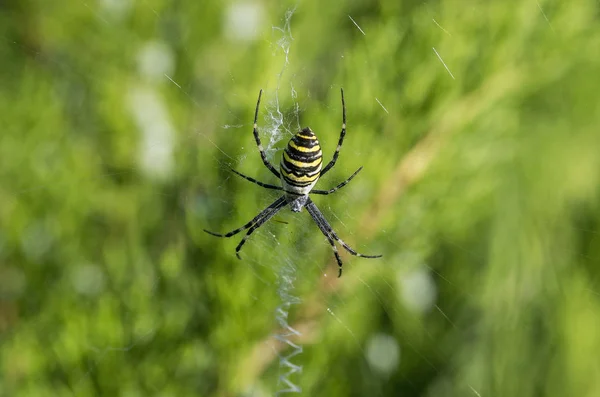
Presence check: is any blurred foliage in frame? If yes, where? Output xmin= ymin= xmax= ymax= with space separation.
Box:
xmin=1 ymin=0 xmax=600 ymax=396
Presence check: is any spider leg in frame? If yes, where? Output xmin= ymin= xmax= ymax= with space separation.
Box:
xmin=204 ymin=196 xmax=286 ymax=238
xmin=306 ymin=198 xmax=382 ymax=264
xmin=229 ymin=167 xmax=283 ymax=191
xmin=313 ymin=219 xmax=344 ymax=277
xmin=304 ymin=199 xmax=345 ymax=277
xmin=311 ymin=166 xmax=362 ymax=195
xmin=320 ymin=88 xmax=346 ymax=177
xmin=334 ymin=236 xmax=383 ymax=259
xmin=235 ymin=197 xmax=288 ymax=259
xmin=253 ymin=90 xmax=281 ymax=179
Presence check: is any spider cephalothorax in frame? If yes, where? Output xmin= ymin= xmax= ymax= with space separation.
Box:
xmin=204 ymin=89 xmax=382 ymax=277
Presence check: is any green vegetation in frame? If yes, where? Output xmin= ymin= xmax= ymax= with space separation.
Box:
xmin=2 ymin=0 xmax=600 ymax=395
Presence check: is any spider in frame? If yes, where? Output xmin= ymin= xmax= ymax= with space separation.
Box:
xmin=204 ymin=89 xmax=382 ymax=277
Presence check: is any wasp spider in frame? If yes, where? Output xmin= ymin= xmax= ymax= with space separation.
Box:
xmin=204 ymin=89 xmax=382 ymax=277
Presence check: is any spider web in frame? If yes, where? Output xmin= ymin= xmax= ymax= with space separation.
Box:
xmin=214 ymin=6 xmax=443 ymax=395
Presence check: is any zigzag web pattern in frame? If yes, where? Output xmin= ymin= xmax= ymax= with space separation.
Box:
xmin=273 ymin=260 xmax=303 ymax=395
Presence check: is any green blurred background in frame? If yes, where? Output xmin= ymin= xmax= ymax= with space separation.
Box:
xmin=2 ymin=0 xmax=600 ymax=396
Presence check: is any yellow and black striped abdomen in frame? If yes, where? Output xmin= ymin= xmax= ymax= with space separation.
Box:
xmin=280 ymin=127 xmax=323 ymax=194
